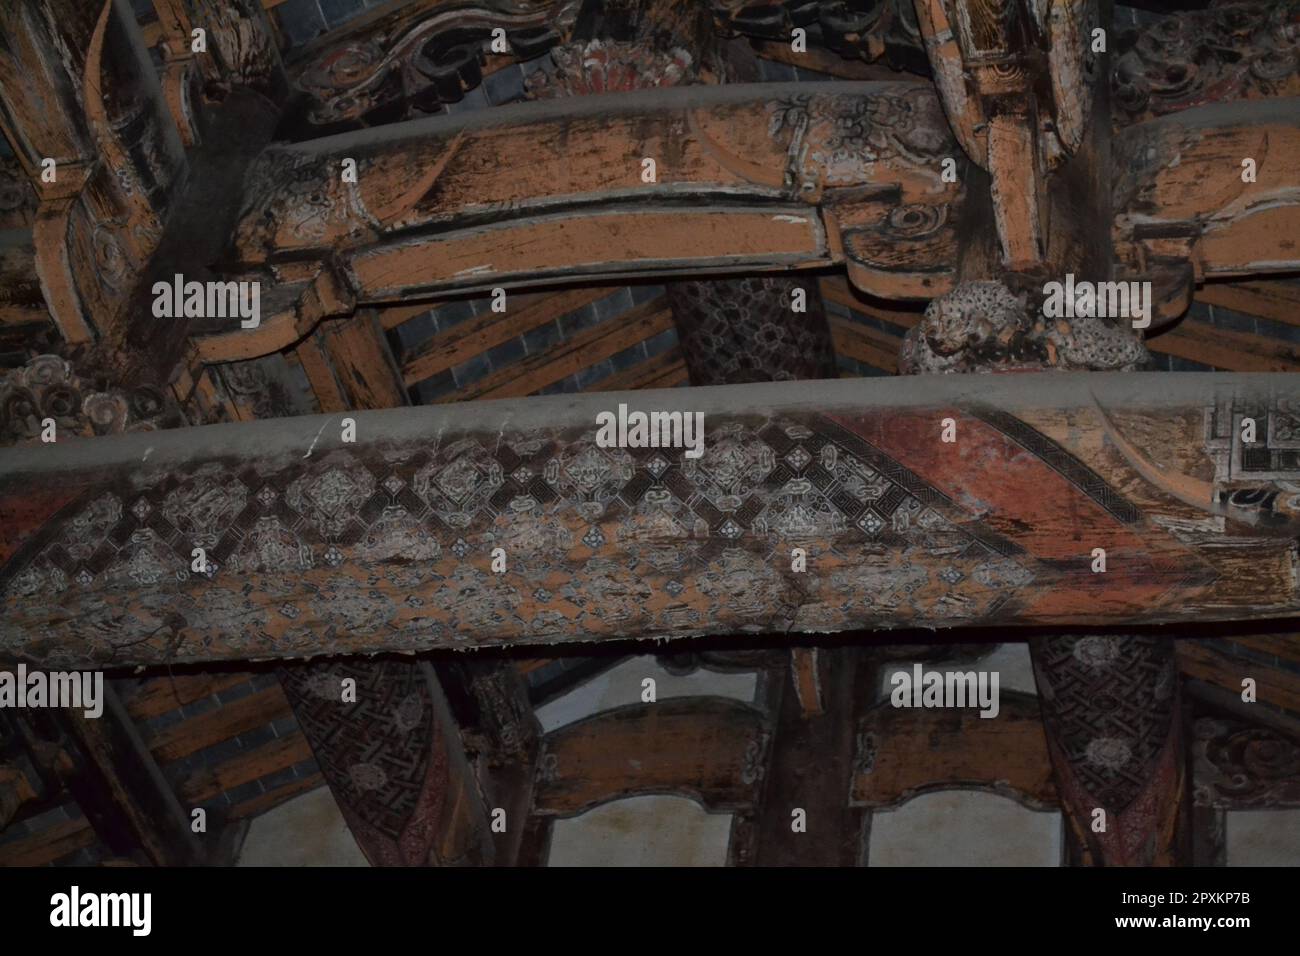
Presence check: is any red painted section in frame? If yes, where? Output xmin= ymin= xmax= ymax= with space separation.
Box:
xmin=827 ymin=409 xmax=1208 ymax=618
xmin=0 ymin=486 xmax=83 ymax=569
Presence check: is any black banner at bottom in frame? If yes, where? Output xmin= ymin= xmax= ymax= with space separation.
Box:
xmin=0 ymin=865 xmax=1284 ymax=943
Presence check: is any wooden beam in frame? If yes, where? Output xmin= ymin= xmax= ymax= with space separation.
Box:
xmin=315 ymin=310 xmax=409 ymax=409
xmin=178 ymin=731 xmax=314 ymax=805
xmin=1177 ymin=641 xmax=1300 ymax=714
xmin=0 ymin=815 xmax=96 ymax=866
xmin=16 ymin=686 xmax=202 ymax=865
xmin=587 ymin=346 xmax=689 ymax=391
xmin=226 ymin=772 xmax=323 ymax=821
xmin=207 ymin=80 xmax=963 ymax=362
xmin=828 ymin=315 xmax=901 ymax=373
xmin=1114 ymin=99 xmax=1300 ymax=285
xmin=146 ymin=687 xmax=292 ymax=764
xmin=5 ymin=373 xmax=1300 ymax=667
xmin=1197 ymin=281 xmax=1300 ymax=330
xmin=850 ymin=691 xmax=1058 ymax=810
xmin=1148 ymin=316 xmax=1300 ymax=371
xmin=122 ymin=671 xmax=258 ymax=721
xmin=532 ymin=697 xmax=769 ymax=816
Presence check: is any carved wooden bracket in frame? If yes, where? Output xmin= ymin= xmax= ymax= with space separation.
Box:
xmin=913 ymin=0 xmax=1102 ymax=270
xmin=191 ymin=81 xmax=963 ymax=363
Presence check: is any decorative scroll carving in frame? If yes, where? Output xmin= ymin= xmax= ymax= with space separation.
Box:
xmin=0 ymin=353 xmax=183 ymax=446
xmin=2 ymin=374 xmax=1299 ymax=667
xmin=291 ymin=0 xmax=580 ymax=126
xmin=1114 ymin=2 xmax=1300 ymax=126
xmin=899 ymin=280 xmax=1150 ymax=374
xmin=1031 ymin=634 xmax=1186 ymax=865
xmin=1192 ymin=715 xmax=1300 ymax=809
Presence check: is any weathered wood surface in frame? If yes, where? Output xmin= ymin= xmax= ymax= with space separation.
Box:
xmin=849 ymin=691 xmax=1058 ymax=810
xmin=3 ymin=373 xmax=1300 ymax=667
xmin=913 ymin=0 xmax=1101 ymax=271
xmin=1114 ymin=98 xmax=1300 ymax=283
xmin=0 ymin=0 xmax=186 ymax=345
xmin=749 ymin=646 xmax=872 ymax=865
xmin=532 ymin=697 xmax=768 ymax=816
xmin=210 ymin=80 xmax=962 ymax=359
xmin=432 ymin=657 xmax=540 ymax=865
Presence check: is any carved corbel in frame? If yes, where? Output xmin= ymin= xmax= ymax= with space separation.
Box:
xmin=913 ymin=0 xmax=1102 ymax=270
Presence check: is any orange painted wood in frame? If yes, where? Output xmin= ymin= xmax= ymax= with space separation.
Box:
xmin=850 ymin=694 xmax=1058 ymax=809
xmin=532 ymin=698 xmax=767 ymax=816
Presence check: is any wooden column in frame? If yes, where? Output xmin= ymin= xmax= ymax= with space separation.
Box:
xmin=748 ymin=645 xmax=876 ymax=865
xmin=433 ymin=658 xmax=541 ymax=866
